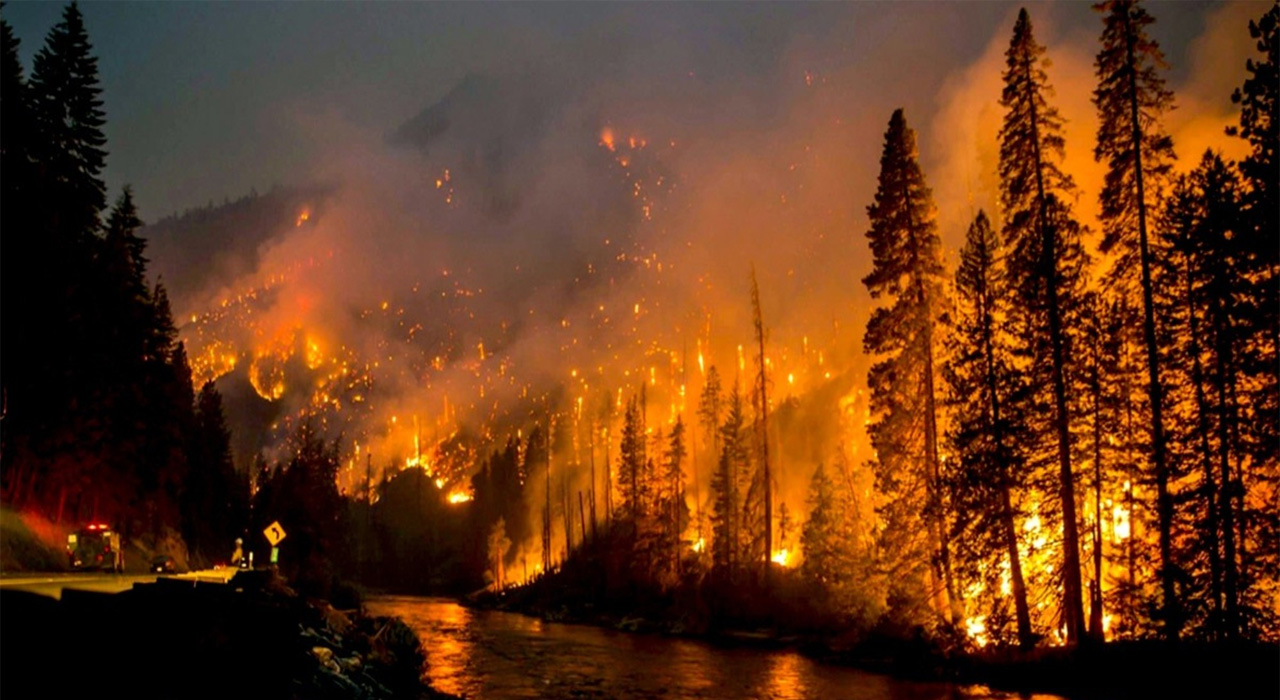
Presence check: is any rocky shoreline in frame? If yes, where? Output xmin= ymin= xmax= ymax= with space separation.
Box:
xmin=0 ymin=570 xmax=458 ymax=700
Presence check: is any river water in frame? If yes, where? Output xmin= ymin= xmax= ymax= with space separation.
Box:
xmin=367 ymin=596 xmax=1063 ymax=700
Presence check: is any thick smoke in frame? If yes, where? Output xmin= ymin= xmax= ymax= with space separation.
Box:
xmin=148 ymin=3 xmax=1254 ymax=559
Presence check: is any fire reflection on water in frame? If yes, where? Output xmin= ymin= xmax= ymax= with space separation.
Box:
xmin=366 ymin=596 xmax=1067 ymax=700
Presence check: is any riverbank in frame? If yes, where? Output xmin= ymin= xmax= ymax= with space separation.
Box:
xmin=468 ymin=583 xmax=1278 ymax=699
xmin=0 ymin=569 xmax=459 ymax=700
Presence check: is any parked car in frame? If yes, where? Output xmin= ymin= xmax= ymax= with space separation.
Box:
xmin=149 ymin=554 xmax=178 ymax=574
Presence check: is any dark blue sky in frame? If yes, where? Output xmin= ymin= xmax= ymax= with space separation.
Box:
xmin=4 ymin=1 xmax=1229 ymax=220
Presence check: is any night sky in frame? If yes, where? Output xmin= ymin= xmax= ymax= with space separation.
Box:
xmin=5 ymin=2 xmax=1246 ymax=220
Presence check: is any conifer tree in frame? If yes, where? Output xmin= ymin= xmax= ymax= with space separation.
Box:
xmin=801 ymin=463 xmax=842 ymax=586
xmin=661 ymin=416 xmax=688 ymax=580
xmin=944 ymin=211 xmax=1034 ymax=648
xmin=861 ymin=108 xmax=956 ymax=625
xmin=29 ymin=1 xmax=108 ymax=239
xmin=999 ymin=8 xmax=1090 ymax=644
xmin=1229 ymin=8 xmax=1279 ymax=623
xmin=1162 ymin=152 xmax=1259 ymax=639
xmin=711 ymin=383 xmax=748 ymax=577
xmin=801 ymin=462 xmax=880 ymax=626
xmin=184 ymin=382 xmax=244 ymax=561
xmin=618 ymin=395 xmax=648 ymax=520
xmin=1092 ymin=0 xmax=1180 ymax=637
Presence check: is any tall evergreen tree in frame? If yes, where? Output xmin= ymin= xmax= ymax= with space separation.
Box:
xmin=618 ymin=395 xmax=648 ymax=520
xmin=1229 ymin=7 xmax=1280 ymax=630
xmin=861 ymin=108 xmax=956 ymax=626
xmin=659 ymin=416 xmax=688 ymax=581
xmin=29 ymin=1 xmax=107 ymax=239
xmin=184 ymin=382 xmax=245 ymax=562
xmin=1092 ymin=0 xmax=1180 ymax=638
xmin=1161 ymin=152 xmax=1264 ymax=639
xmin=999 ymin=8 xmax=1089 ymax=644
xmin=944 ymin=211 xmax=1034 ymax=648
xmin=1 ymin=13 xmax=36 ymax=506
xmin=697 ymin=365 xmax=724 ymax=544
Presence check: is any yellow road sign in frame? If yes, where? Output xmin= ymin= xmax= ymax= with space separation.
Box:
xmin=264 ymin=521 xmax=287 ymax=547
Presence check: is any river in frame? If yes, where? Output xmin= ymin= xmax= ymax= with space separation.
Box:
xmin=367 ymin=596 xmax=1064 ymax=700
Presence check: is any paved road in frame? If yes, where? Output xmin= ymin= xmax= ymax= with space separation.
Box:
xmin=0 ymin=569 xmax=236 ymax=599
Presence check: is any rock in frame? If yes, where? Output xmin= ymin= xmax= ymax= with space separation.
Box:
xmin=317 ymin=600 xmax=355 ymax=636
xmin=313 ymin=645 xmax=342 ymax=673
xmin=339 ymin=655 xmax=364 ymax=674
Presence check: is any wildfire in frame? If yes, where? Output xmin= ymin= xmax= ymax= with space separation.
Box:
xmin=771 ymin=549 xmax=791 ymax=567
xmin=447 ymin=490 xmax=473 ymax=505
xmin=1113 ymin=505 xmax=1131 ymax=540
xmin=691 ymin=538 xmax=706 ymax=553
xmin=965 ymin=616 xmax=990 ymax=647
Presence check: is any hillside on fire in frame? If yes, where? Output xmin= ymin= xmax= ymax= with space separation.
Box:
xmin=2 ymin=2 xmax=1276 ymax=685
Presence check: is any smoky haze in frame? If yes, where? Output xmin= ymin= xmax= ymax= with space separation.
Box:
xmin=16 ymin=1 xmax=1243 ymax=558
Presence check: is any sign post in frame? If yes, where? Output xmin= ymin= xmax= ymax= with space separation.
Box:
xmin=264 ymin=521 xmax=287 ymax=566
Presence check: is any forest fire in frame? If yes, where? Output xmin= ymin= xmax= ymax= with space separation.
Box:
xmin=4 ymin=3 xmax=1277 ymax=698
xmin=18 ymin=0 xmax=1266 ymax=671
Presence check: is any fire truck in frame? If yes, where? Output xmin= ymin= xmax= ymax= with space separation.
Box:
xmin=66 ymin=524 xmax=124 ymax=573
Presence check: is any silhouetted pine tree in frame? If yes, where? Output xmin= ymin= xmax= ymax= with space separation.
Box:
xmin=711 ymin=383 xmax=748 ymax=578
xmin=1230 ymin=5 xmax=1279 ymax=397
xmin=1228 ymin=5 xmax=1280 ymax=641
xmin=3 ymin=3 xmax=113 ymax=523
xmin=658 ymin=416 xmax=688 ymax=583
xmin=1 ymin=13 xmax=37 ymax=507
xmin=1161 ymin=153 xmax=1280 ymax=640
xmin=618 ymin=395 xmax=648 ymax=520
xmin=183 ymin=383 xmax=246 ymax=562
xmin=30 ymin=2 xmax=107 ymax=235
xmin=944 ymin=210 xmax=1035 ymax=648
xmin=1092 ymin=0 xmax=1181 ymax=638
xmin=861 ymin=108 xmax=956 ymax=627
xmin=999 ymin=8 xmax=1090 ymax=645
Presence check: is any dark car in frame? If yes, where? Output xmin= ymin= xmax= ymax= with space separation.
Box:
xmin=149 ymin=555 xmax=178 ymax=574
